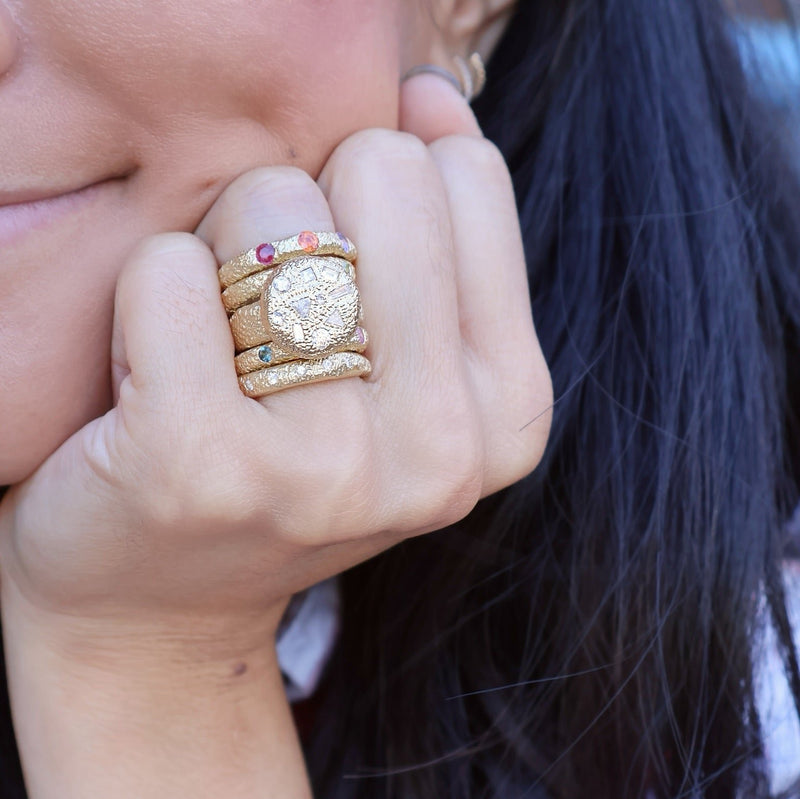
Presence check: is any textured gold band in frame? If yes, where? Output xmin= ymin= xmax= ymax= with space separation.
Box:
xmin=235 ymin=326 xmax=369 ymax=375
xmin=218 ymin=230 xmax=357 ymax=289
xmin=221 ymin=267 xmax=278 ymax=314
xmin=229 ymin=296 xmax=365 ymax=353
xmin=239 ymin=352 xmax=372 ymax=398
xmin=230 ymin=301 xmax=267 ymax=351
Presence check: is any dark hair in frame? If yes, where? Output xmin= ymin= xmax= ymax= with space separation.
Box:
xmin=306 ymin=1 xmax=800 ymax=797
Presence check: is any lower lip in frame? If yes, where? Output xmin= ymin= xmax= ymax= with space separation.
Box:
xmin=0 ymin=179 xmax=120 ymax=248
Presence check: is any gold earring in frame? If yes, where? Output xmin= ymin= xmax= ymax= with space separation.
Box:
xmin=452 ymin=52 xmax=487 ymax=102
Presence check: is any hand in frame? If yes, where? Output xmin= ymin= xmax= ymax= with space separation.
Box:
xmin=0 ymin=74 xmax=552 ymax=655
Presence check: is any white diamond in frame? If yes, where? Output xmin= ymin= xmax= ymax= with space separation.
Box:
xmin=293 ymin=323 xmax=305 ymax=343
xmin=272 ymin=310 xmax=285 ymax=324
xmin=323 ymin=265 xmax=339 ymax=280
xmin=274 ymin=275 xmax=291 ymax=292
xmin=329 ymin=284 xmax=353 ymax=300
xmin=267 ymin=373 xmax=278 ymax=386
xmin=313 ymin=329 xmax=331 ymax=349
xmin=297 ymin=364 xmax=308 ymax=376
xmin=301 ymin=267 xmax=316 ymax=283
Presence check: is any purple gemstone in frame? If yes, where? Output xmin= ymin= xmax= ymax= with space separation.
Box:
xmin=336 ymin=232 xmax=351 ymax=253
xmin=293 ymin=297 xmax=312 ymax=318
xmin=354 ymin=327 xmax=366 ymax=344
xmin=256 ymin=243 xmax=275 ymax=264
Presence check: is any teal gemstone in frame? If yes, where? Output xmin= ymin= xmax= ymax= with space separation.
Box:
xmin=257 ymin=345 xmax=273 ymax=364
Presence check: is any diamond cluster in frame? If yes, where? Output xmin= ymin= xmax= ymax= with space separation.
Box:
xmin=262 ymin=256 xmax=360 ymax=358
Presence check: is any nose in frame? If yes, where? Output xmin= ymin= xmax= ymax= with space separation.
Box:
xmin=0 ymin=4 xmax=18 ymax=78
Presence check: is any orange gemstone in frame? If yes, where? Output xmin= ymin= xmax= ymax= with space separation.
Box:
xmin=297 ymin=231 xmax=319 ymax=252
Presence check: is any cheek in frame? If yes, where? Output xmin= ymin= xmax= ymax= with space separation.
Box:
xmin=44 ymin=0 xmax=402 ymax=146
xmin=0 ymin=279 xmax=111 ymax=484
xmin=1 ymin=0 xmax=405 ymax=484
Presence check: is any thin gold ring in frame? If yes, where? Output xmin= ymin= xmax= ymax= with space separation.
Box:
xmin=218 ymin=230 xmax=356 ymax=289
xmin=239 ymin=352 xmax=372 ymax=398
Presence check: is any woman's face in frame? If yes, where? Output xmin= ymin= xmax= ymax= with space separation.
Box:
xmin=0 ymin=0 xmax=452 ymax=484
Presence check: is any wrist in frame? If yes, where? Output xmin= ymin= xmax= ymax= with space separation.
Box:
xmin=0 ymin=552 xmax=291 ymax=666
xmin=1 ymin=574 xmax=311 ymax=799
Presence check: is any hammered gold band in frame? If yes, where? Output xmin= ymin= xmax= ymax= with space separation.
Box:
xmin=234 ymin=326 xmax=369 ymax=376
xmin=221 ymin=267 xmax=278 ymax=314
xmin=229 ymin=301 xmax=267 ymax=350
xmin=218 ymin=230 xmax=357 ymax=289
xmin=238 ymin=352 xmax=372 ymax=398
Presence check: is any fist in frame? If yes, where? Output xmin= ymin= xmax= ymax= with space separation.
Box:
xmin=0 ymin=75 xmax=552 ymax=642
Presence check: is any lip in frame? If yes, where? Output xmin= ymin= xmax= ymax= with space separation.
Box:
xmin=0 ymin=176 xmax=127 ymax=248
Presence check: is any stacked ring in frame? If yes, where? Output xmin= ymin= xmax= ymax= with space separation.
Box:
xmin=234 ymin=326 xmax=368 ymax=376
xmin=218 ymin=231 xmax=371 ymax=398
xmin=219 ymin=230 xmax=357 ymax=288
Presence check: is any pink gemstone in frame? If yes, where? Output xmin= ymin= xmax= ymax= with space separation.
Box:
xmin=354 ymin=327 xmax=366 ymax=344
xmin=297 ymin=231 xmax=319 ymax=252
xmin=256 ymin=243 xmax=275 ymax=264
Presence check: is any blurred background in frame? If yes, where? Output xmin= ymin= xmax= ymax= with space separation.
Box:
xmin=732 ymin=0 xmax=799 ymax=160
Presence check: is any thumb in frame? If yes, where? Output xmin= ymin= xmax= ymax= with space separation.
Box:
xmin=398 ymin=71 xmax=484 ymax=144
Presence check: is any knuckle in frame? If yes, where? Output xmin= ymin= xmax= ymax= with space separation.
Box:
xmin=402 ymin=391 xmax=484 ymax=532
xmin=498 ymin=356 xmax=554 ymax=487
xmin=125 ymin=232 xmax=206 ymax=267
xmin=324 ymin=128 xmax=432 ymax=183
xmin=268 ymin=408 xmax=375 ymax=545
xmin=434 ymin=434 xmax=484 ymax=527
xmin=128 ymin=421 xmax=260 ymax=533
xmin=430 ymin=134 xmax=509 ymax=179
xmin=120 ymin=232 xmax=207 ymax=290
xmin=119 ymin=233 xmax=217 ymax=335
xmin=227 ymin=165 xmax=330 ymax=225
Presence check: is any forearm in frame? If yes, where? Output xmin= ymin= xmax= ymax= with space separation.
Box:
xmin=1 ymin=579 xmax=312 ymax=799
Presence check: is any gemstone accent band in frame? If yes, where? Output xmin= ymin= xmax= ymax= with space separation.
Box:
xmin=218 ymin=230 xmax=357 ymax=289
xmin=234 ymin=326 xmax=369 ymax=376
